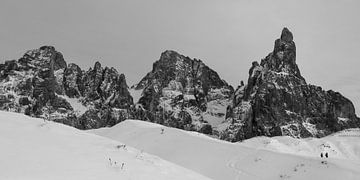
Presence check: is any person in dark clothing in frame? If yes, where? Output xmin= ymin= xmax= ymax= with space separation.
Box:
xmin=325 ymin=152 xmax=328 ymax=158
xmin=321 ymin=153 xmax=323 ymax=158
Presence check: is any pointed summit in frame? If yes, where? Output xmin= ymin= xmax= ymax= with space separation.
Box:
xmin=265 ymin=27 xmax=303 ymax=81
xmin=160 ymin=50 xmax=180 ymax=58
xmin=280 ymin=27 xmax=293 ymax=42
xmin=137 ymin=50 xmax=230 ymax=90
xmin=134 ymin=50 xmax=232 ymax=132
xmin=224 ymin=28 xmax=360 ymax=142
xmin=94 ymin=61 xmax=102 ymax=70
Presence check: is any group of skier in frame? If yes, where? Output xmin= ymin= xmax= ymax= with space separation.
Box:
xmin=109 ymin=158 xmax=125 ymax=170
xmin=107 ymin=128 xmax=166 ymax=170
xmin=320 ymin=152 xmax=329 ymax=158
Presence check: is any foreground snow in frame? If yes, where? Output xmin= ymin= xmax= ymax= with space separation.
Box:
xmin=241 ymin=130 xmax=360 ymax=161
xmin=91 ymin=120 xmax=360 ymax=180
xmin=0 ymin=111 xmax=212 ymax=180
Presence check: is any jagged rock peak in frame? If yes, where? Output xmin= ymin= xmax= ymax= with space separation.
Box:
xmin=67 ymin=63 xmax=82 ymax=70
xmin=257 ymin=27 xmax=305 ymax=82
xmin=224 ymin=28 xmax=360 ymax=142
xmin=272 ymin=27 xmax=296 ymax=57
xmin=0 ymin=46 xmax=135 ymax=130
xmin=157 ymin=50 xmax=196 ymax=67
xmin=94 ymin=61 xmax=102 ymax=70
xmin=39 ymin=45 xmax=56 ymax=51
xmin=63 ymin=63 xmax=84 ymax=98
xmin=133 ymin=49 xmax=233 ymax=133
xmin=280 ymin=27 xmax=293 ymax=42
xmin=160 ymin=50 xmax=181 ymax=58
xmin=158 ymin=50 xmax=203 ymax=66
xmin=23 ymin=46 xmax=67 ymax=70
xmin=136 ymin=50 xmax=230 ymax=91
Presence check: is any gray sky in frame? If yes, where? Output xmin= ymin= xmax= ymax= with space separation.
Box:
xmin=1 ymin=0 xmax=360 ymax=113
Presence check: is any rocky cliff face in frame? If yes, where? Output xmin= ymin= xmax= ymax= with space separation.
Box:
xmin=0 ymin=47 xmax=232 ymax=134
xmin=224 ymin=28 xmax=360 ymax=142
xmin=132 ymin=50 xmax=233 ymax=133
xmin=0 ymin=46 xmax=133 ymax=129
xmin=1 ymin=29 xmax=359 ymax=141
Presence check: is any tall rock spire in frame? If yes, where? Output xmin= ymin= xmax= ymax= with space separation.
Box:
xmin=261 ymin=27 xmax=304 ymax=83
xmin=223 ymin=28 xmax=360 ymax=142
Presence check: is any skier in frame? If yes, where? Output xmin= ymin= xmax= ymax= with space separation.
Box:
xmin=161 ymin=128 xmax=164 ymax=134
xmin=320 ymin=153 xmax=323 ymax=158
xmin=325 ymin=152 xmax=328 ymax=158
xmin=121 ymin=163 xmax=125 ymax=170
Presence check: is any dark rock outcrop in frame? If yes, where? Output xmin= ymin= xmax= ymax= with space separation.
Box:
xmin=224 ymin=28 xmax=360 ymax=142
xmin=134 ymin=50 xmax=233 ymax=132
xmin=82 ymin=62 xmax=133 ymax=108
xmin=63 ymin=63 xmax=84 ymax=98
xmin=0 ymin=46 xmax=133 ymax=129
xmin=18 ymin=97 xmax=31 ymax=106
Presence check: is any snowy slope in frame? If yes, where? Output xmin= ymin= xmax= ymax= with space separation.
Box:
xmin=0 ymin=111 xmax=212 ymax=180
xmin=91 ymin=120 xmax=360 ymax=180
xmin=241 ymin=130 xmax=360 ymax=161
xmin=57 ymin=95 xmax=88 ymax=115
xmin=129 ymin=88 xmax=143 ymax=104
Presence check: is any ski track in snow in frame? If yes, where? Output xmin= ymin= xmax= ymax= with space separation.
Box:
xmin=0 ymin=111 xmax=212 ymax=180
xmin=1 ymin=110 xmax=359 ymax=180
xmin=91 ymin=120 xmax=360 ymax=180
xmin=226 ymin=153 xmax=263 ymax=180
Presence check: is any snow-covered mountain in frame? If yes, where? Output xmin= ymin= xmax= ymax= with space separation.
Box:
xmin=0 ymin=111 xmax=212 ymax=180
xmin=225 ymin=28 xmax=360 ymax=141
xmin=1 ymin=28 xmax=360 ymax=142
xmin=91 ymin=119 xmax=360 ymax=180
xmin=130 ymin=50 xmax=233 ymax=134
xmin=0 ymin=46 xmax=133 ymax=129
xmin=0 ymin=46 xmax=233 ymax=137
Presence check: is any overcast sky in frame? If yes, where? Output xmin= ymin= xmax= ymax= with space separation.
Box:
xmin=1 ymin=0 xmax=359 ymax=113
